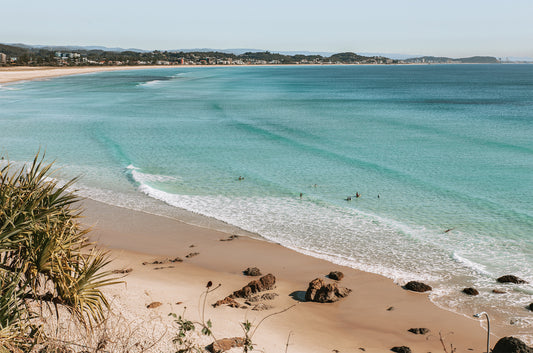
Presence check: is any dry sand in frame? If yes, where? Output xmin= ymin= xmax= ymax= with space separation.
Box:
xmin=81 ymin=199 xmax=496 ymax=353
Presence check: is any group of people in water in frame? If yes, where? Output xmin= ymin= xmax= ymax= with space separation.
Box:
xmin=236 ymin=176 xmax=380 ymax=201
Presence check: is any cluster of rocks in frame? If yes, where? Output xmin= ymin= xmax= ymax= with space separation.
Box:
xmin=213 ymin=273 xmax=277 ymax=310
xmin=389 ymin=335 xmax=533 ymax=353
xmin=403 ymin=274 xmax=529 ymax=299
xmin=142 ymin=257 xmax=183 ymax=266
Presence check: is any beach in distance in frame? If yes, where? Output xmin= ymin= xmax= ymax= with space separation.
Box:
xmin=1 ymin=64 xmax=532 ymax=352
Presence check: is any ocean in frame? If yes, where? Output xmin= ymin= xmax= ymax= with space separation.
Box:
xmin=1 ymin=64 xmax=532 ymax=339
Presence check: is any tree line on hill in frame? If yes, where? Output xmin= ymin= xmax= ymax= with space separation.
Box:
xmin=0 ymin=43 xmax=500 ymax=66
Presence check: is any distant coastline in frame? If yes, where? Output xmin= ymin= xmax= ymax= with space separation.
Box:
xmin=1 ymin=42 xmax=515 ymax=68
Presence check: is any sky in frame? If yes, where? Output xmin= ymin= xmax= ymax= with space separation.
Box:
xmin=2 ymin=0 xmax=532 ymax=58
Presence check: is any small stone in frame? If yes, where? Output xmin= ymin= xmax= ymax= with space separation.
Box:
xmin=170 ymin=257 xmax=183 ymax=262
xmin=408 ymin=328 xmax=430 ymax=335
xmin=147 ymin=301 xmax=162 ymax=309
xmin=497 ymin=275 xmax=527 ymax=284
xmin=328 ymin=271 xmax=344 ymax=281
xmin=206 ymin=337 xmax=245 ymax=353
xmin=404 ymin=281 xmax=432 ymax=292
xmin=492 ymin=289 xmax=506 ymax=294
xmin=243 ymin=267 xmax=262 ymax=276
xmin=185 ymin=252 xmax=199 ymax=258
xmin=386 ymin=306 xmax=395 ymax=311
xmin=391 ymin=346 xmax=412 ymax=353
xmin=462 ymin=287 xmax=479 ymax=296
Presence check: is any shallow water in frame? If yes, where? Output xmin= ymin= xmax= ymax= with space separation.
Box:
xmin=1 ymin=64 xmax=532 ymax=340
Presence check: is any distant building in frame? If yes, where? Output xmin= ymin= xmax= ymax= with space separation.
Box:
xmin=0 ymin=53 xmax=7 ymax=64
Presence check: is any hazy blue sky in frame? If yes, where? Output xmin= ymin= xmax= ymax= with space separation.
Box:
xmin=2 ymin=0 xmax=532 ymax=57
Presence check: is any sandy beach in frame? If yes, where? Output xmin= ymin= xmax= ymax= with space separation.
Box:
xmin=77 ymin=198 xmax=497 ymax=353
xmin=0 ymin=66 xmax=170 ymax=84
xmin=2 ymin=66 xmax=519 ymax=352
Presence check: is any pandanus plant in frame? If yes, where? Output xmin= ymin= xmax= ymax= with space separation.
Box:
xmin=0 ymin=153 xmax=120 ymax=351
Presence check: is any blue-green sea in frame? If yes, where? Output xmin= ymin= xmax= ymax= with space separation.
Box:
xmin=1 ymin=64 xmax=532 ymax=336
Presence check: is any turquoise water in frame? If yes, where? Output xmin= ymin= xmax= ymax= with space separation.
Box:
xmin=1 ymin=65 xmax=532 ymax=335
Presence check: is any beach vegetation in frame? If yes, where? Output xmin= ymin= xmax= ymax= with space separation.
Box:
xmin=0 ymin=153 xmax=120 ymax=351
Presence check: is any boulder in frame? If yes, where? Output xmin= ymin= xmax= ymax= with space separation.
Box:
xmin=492 ymin=337 xmax=533 ymax=353
xmin=391 ymin=346 xmax=412 ymax=353
xmin=408 ymin=328 xmax=430 ymax=335
xmin=462 ymin=287 xmax=479 ymax=296
xmin=231 ymin=274 xmax=276 ymax=299
xmin=404 ymin=281 xmax=432 ymax=292
xmin=305 ymin=278 xmax=351 ymax=303
xmin=206 ymin=337 xmax=245 ymax=353
xmin=146 ymin=302 xmax=162 ymax=309
xmin=328 ymin=271 xmax=344 ymax=281
xmin=497 ymin=275 xmax=527 ymax=284
xmin=243 ymin=267 xmax=262 ymax=276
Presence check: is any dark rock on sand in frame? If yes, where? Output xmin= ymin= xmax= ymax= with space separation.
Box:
xmin=529 ymin=303 xmax=533 ymax=311
xmin=230 ymin=274 xmax=276 ymax=299
xmin=185 ymin=252 xmax=199 ymax=258
xmin=404 ymin=281 xmax=432 ymax=292
xmin=206 ymin=337 xmax=245 ymax=353
xmin=146 ymin=302 xmax=162 ymax=309
xmin=305 ymin=278 xmax=351 ymax=303
xmin=492 ymin=337 xmax=533 ymax=353
xmin=243 ymin=267 xmax=262 ymax=276
xmin=328 ymin=271 xmax=344 ymax=281
xmin=391 ymin=346 xmax=412 ymax=353
xmin=493 ymin=289 xmax=506 ymax=294
xmin=462 ymin=287 xmax=479 ymax=296
xmin=497 ymin=275 xmax=527 ymax=284
xmin=408 ymin=328 xmax=430 ymax=335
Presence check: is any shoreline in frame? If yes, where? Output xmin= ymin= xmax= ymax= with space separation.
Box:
xmin=81 ymin=197 xmax=499 ymax=352
xmin=0 ymin=62 xmax=511 ymax=85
